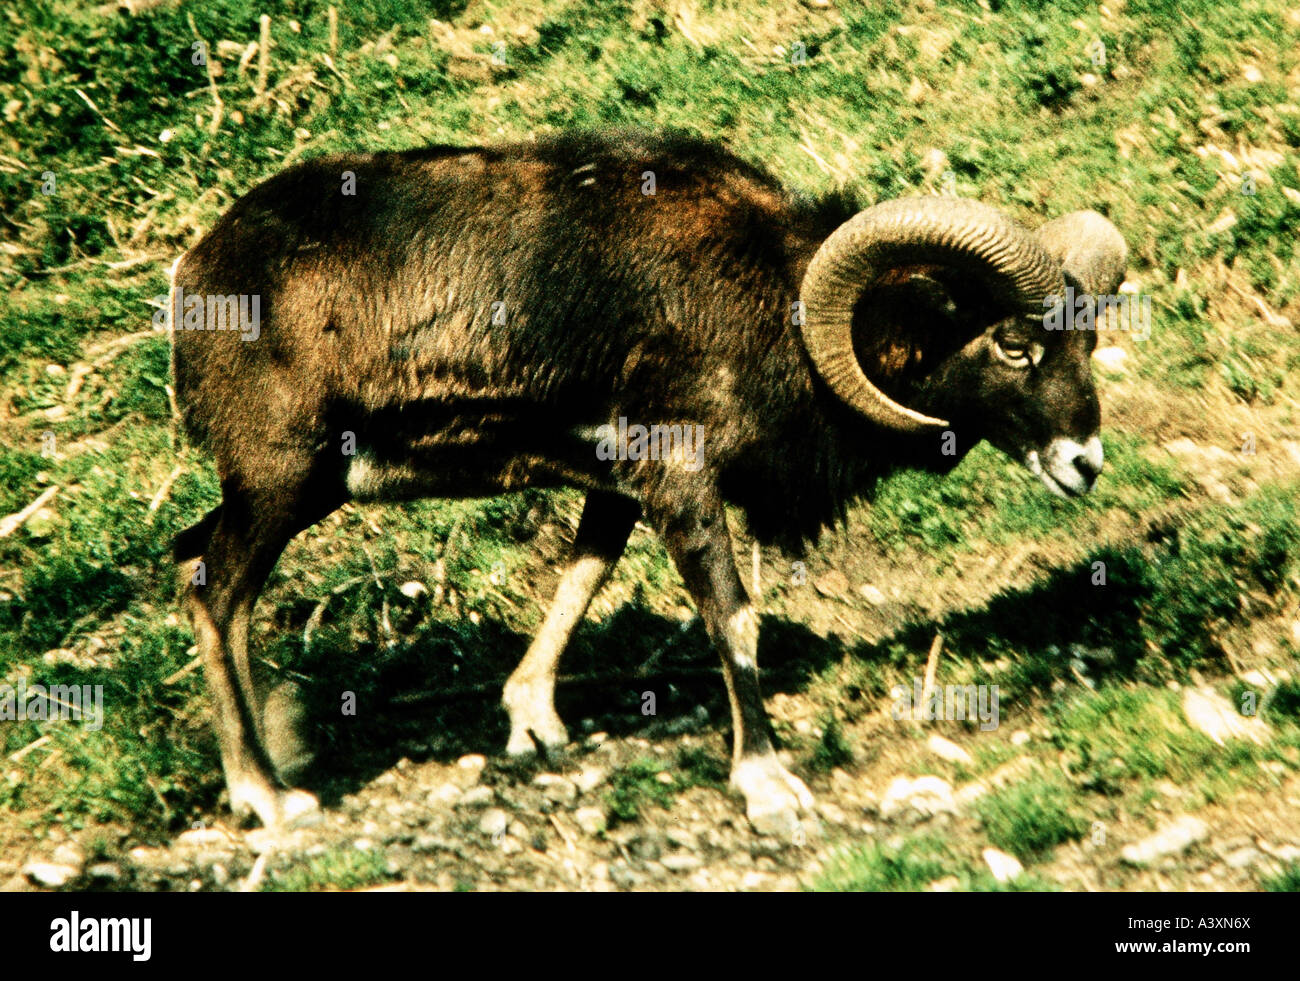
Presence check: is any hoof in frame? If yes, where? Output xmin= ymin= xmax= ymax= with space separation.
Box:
xmin=732 ymin=755 xmax=816 ymax=838
xmin=504 ymin=722 xmax=570 ymax=761
xmin=503 ymin=680 xmax=569 ymax=759
xmin=230 ymin=778 xmax=321 ymax=830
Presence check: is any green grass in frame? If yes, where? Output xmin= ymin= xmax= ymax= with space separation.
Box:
xmin=1263 ymin=863 xmax=1300 ymax=892
xmin=1047 ymin=687 xmax=1271 ymax=807
xmin=2 ymin=0 xmax=1299 ymax=890
xmin=605 ymin=758 xmax=676 ymax=824
xmin=809 ymin=713 xmax=854 ymax=773
xmin=973 ymin=776 xmax=1090 ymax=862
xmin=812 ymin=833 xmax=1057 ymax=892
xmin=604 ymin=748 xmax=731 ymax=824
xmin=262 ymin=845 xmax=398 ymax=892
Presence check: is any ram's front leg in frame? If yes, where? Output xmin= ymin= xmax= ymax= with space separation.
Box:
xmin=652 ymin=490 xmax=814 ymax=836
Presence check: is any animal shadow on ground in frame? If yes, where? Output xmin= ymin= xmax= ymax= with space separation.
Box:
xmin=285 ymin=546 xmax=1174 ymax=807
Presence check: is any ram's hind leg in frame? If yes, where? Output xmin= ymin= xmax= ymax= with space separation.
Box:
xmin=178 ymin=466 xmax=340 ymax=829
xmin=504 ymin=491 xmax=640 ymax=757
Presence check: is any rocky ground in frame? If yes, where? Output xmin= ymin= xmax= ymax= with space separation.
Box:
xmin=7 ymin=683 xmax=1298 ymax=892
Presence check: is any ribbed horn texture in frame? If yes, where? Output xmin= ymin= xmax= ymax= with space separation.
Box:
xmin=799 ymin=196 xmax=1065 ymax=432
xmin=1033 ymin=210 xmax=1128 ymax=296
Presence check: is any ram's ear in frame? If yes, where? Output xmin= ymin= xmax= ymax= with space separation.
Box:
xmin=1034 ymin=211 xmax=1128 ymax=296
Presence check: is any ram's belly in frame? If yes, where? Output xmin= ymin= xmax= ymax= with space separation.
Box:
xmin=343 ymin=413 xmax=617 ymax=502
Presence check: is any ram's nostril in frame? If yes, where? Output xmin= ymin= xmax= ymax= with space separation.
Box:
xmin=1073 ymin=453 xmax=1100 ymax=482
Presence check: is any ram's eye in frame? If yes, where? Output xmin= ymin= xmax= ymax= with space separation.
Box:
xmin=995 ymin=340 xmax=1042 ymax=368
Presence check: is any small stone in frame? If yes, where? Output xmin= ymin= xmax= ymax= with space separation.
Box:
xmin=665 ymin=828 xmax=698 ymax=851
xmin=1183 ymin=687 xmax=1270 ymax=746
xmin=478 ymin=808 xmax=509 ymax=838
xmin=858 ymin=584 xmax=887 ymax=605
xmin=609 ymin=863 xmax=640 ymax=889
xmin=50 ymin=843 xmax=85 ymax=869
xmin=533 ymin=774 xmax=577 ymax=806
xmin=662 ymin=852 xmax=703 ymax=873
xmin=880 ymin=775 xmax=955 ymax=819
xmin=1010 ymin=730 xmax=1031 ymax=747
xmin=982 ymin=847 xmax=1024 ymax=882
xmin=177 ymin=828 xmax=228 ymax=848
xmin=427 ymin=783 xmax=461 ymax=806
xmin=1224 ymin=847 xmax=1260 ymax=869
xmin=456 ymin=753 xmax=487 ymax=772
xmin=574 ymin=806 xmax=607 ymax=835
xmin=813 ymin=570 xmax=850 ymax=597
xmin=398 ymin=580 xmax=427 ymax=599
xmin=927 ymin=734 xmax=973 ymax=765
xmin=628 ymin=834 xmax=662 ymax=862
xmin=457 ymin=785 xmax=495 ymax=808
xmin=353 ymin=838 xmax=374 ymax=850
xmin=412 ymin=834 xmax=449 ymax=854
xmin=816 ymin=801 xmax=848 ymax=825
xmin=23 ymin=862 xmax=78 ymax=888
xmin=1243 ymin=64 xmax=1263 ymax=82
xmin=928 ymin=876 xmax=962 ymax=892
xmin=86 ymin=862 xmax=122 ymax=883
xmin=574 ymin=767 xmax=607 ymax=794
xmin=1120 ymin=816 xmax=1210 ymax=866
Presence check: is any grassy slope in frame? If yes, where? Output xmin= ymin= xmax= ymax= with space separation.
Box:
xmin=0 ymin=0 xmax=1298 ymax=890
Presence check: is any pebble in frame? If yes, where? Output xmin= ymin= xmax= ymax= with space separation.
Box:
xmin=1120 ymin=816 xmax=1209 ymax=866
xmin=23 ymin=862 xmax=79 ymax=888
xmin=858 ymin=584 xmax=887 ymax=605
xmin=609 ymin=863 xmax=641 ymax=889
xmin=574 ymin=806 xmax=607 ymax=835
xmin=1223 ymin=847 xmax=1260 ymax=869
xmin=629 ymin=834 xmax=663 ymax=862
xmin=533 ymin=774 xmax=577 ymax=806
xmin=927 ymin=734 xmax=973 ymax=765
xmin=478 ymin=809 xmax=509 ymax=838
xmin=86 ymin=862 xmax=122 ymax=883
xmin=427 ymin=783 xmax=462 ymax=806
xmin=457 ymin=786 xmax=495 ymax=808
xmin=880 ymin=775 xmax=956 ymax=819
xmin=815 ymin=800 xmax=849 ymax=825
xmin=1182 ymin=687 xmax=1270 ymax=746
xmin=177 ymin=828 xmax=228 ymax=848
xmin=661 ymin=852 xmax=703 ymax=873
xmin=574 ymin=767 xmax=607 ymax=794
xmin=982 ymin=847 xmax=1024 ymax=882
xmin=666 ymin=827 xmax=698 ymax=851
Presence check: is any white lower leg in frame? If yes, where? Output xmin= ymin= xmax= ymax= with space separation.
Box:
xmin=504 ymin=553 xmax=611 ymax=756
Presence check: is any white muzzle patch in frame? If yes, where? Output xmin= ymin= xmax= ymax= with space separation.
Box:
xmin=1025 ymin=435 xmax=1103 ymax=498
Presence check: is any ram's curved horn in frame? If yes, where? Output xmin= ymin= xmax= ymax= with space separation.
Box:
xmin=799 ymin=196 xmax=1065 ymax=432
xmin=1033 ymin=210 xmax=1128 ymax=296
